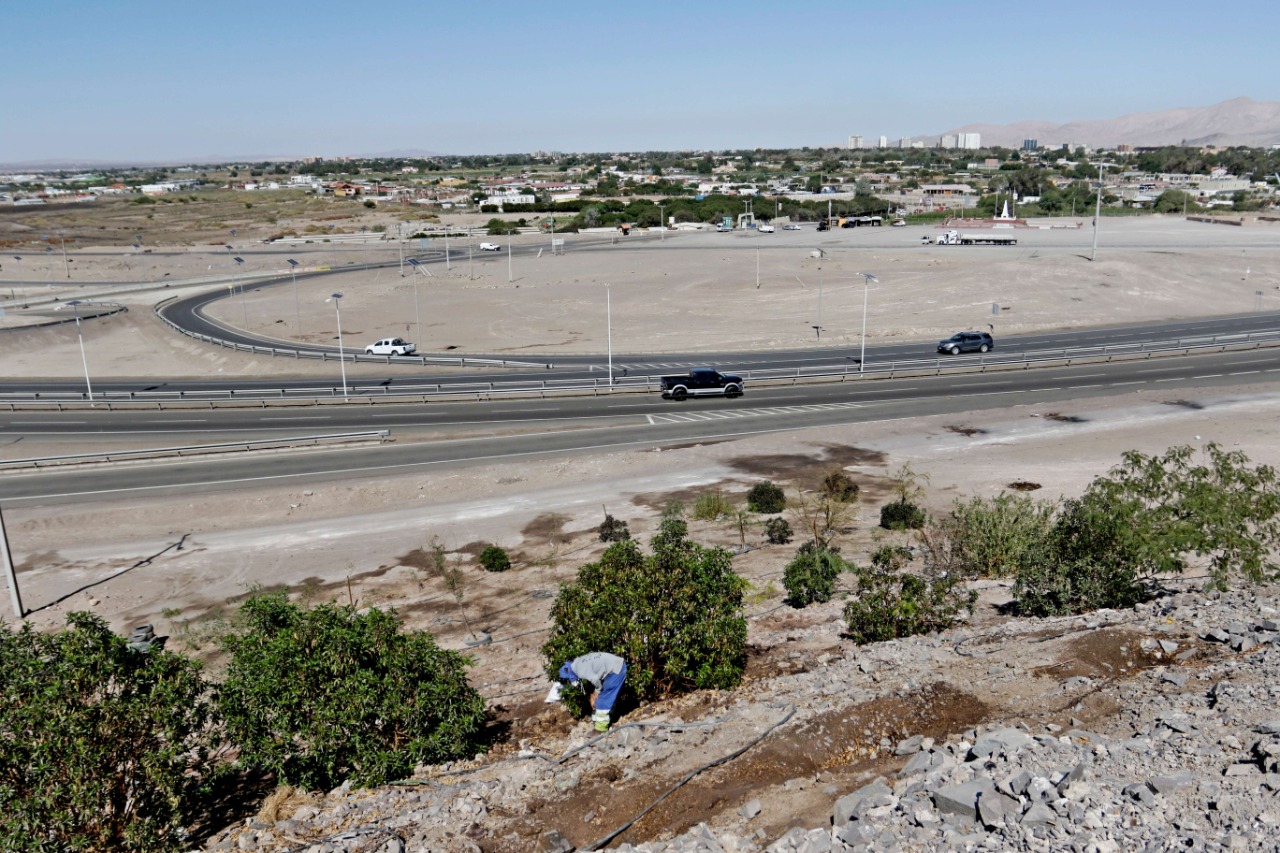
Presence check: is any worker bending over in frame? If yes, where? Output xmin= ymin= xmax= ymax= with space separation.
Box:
xmin=559 ymin=652 xmax=627 ymax=732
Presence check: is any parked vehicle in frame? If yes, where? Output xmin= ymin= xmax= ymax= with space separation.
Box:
xmin=479 ymin=242 xmax=501 ymax=251
xmin=364 ymin=337 xmax=417 ymax=356
xmin=783 ymin=224 xmax=802 ymax=231
xmin=757 ymin=224 xmax=776 ymax=233
xmin=659 ymin=368 xmax=745 ymax=401
xmin=937 ymin=332 xmax=994 ymax=355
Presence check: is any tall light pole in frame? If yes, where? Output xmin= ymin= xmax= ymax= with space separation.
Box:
xmin=326 ymin=292 xmax=348 ymax=400
xmin=408 ymin=257 xmax=430 ymax=343
xmin=233 ymin=257 xmax=248 ymax=327
xmin=65 ymin=300 xmax=95 ymax=403
xmin=507 ymin=241 xmax=513 ymax=283
xmin=855 ymin=273 xmax=879 ymax=373
xmin=58 ymin=229 xmax=70 ymax=279
xmin=657 ymin=203 xmax=665 ymax=241
xmin=1090 ymin=163 xmax=1106 ymax=262
xmin=445 ymin=232 xmax=451 ymax=271
xmin=286 ymin=258 xmax=301 ymax=334
xmin=605 ymin=282 xmax=613 ymax=385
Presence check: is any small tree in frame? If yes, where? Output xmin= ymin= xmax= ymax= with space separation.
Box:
xmin=746 ymin=480 xmax=786 ymax=514
xmin=692 ymin=489 xmax=733 ymax=521
xmin=789 ymin=489 xmax=858 ymax=549
xmin=219 ymin=592 xmax=486 ymax=791
xmin=880 ymin=463 xmax=928 ymax=530
xmin=821 ymin=468 xmax=860 ymax=502
xmin=920 ymin=492 xmax=1054 ymax=579
xmin=783 ymin=542 xmax=846 ymax=607
xmin=598 ymin=513 xmax=631 ymax=542
xmin=479 ymin=544 xmax=511 ymax=572
xmin=843 ymin=546 xmax=976 ymax=644
xmin=426 ymin=537 xmax=476 ymax=637
xmin=879 ymin=499 xmax=926 ymax=531
xmin=0 ymin=613 xmax=220 ymax=852
xmin=541 ymin=519 xmax=747 ymax=713
xmin=765 ymin=516 xmax=793 ymax=545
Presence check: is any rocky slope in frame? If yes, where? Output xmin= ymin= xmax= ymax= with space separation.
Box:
xmin=197 ymin=578 xmax=1280 ymax=853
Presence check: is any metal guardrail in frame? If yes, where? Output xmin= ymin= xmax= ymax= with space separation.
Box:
xmin=3 ymin=331 xmax=1279 ymax=411
xmin=153 ymin=298 xmax=551 ymax=370
xmin=0 ymin=430 xmax=391 ymax=469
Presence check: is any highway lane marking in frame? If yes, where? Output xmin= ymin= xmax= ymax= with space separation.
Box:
xmin=261 ymin=416 xmax=335 ymax=420
xmin=11 ymin=420 xmax=88 ymax=425
xmin=1192 ymin=375 xmax=1224 ymax=379
xmin=1230 ymin=371 xmax=1261 ymax=376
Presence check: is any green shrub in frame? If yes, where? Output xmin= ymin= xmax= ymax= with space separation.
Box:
xmin=783 ymin=542 xmax=846 ymax=606
xmin=843 ymin=546 xmax=976 ymax=644
xmin=598 ymin=513 xmax=631 ymax=542
xmin=0 ymin=613 xmax=220 ymax=852
xmin=479 ymin=544 xmax=511 ymax=572
xmin=541 ymin=519 xmax=747 ymax=714
xmin=219 ymin=592 xmax=486 ymax=790
xmin=692 ymin=490 xmax=733 ymax=521
xmin=661 ymin=500 xmax=686 ymax=519
xmin=821 ymin=468 xmax=860 ymax=502
xmin=922 ymin=492 xmax=1054 ymax=579
xmin=879 ymin=499 xmax=926 ymax=530
xmin=746 ymin=481 xmax=786 ymax=514
xmin=1014 ymin=443 xmax=1280 ymax=616
xmin=765 ymin=516 xmax=793 ymax=545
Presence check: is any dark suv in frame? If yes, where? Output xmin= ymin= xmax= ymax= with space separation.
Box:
xmin=937 ymin=331 xmax=994 ymax=355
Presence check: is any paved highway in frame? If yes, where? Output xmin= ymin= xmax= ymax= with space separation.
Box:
xmin=3 ymin=346 xmax=1277 ymax=504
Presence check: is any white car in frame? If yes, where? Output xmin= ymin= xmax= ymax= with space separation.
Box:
xmin=757 ymin=224 xmax=776 ymax=233
xmin=782 ymin=224 xmax=802 ymax=231
xmin=479 ymin=242 xmax=501 ymax=251
xmin=364 ymin=337 xmax=417 ymax=356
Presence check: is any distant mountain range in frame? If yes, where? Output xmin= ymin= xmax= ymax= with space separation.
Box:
xmin=944 ymin=97 xmax=1280 ymax=149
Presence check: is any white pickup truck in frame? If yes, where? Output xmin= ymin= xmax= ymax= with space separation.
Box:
xmin=479 ymin=242 xmax=501 ymax=251
xmin=364 ymin=337 xmax=417 ymax=356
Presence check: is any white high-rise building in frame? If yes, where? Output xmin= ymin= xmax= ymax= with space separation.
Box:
xmin=847 ymin=135 xmax=863 ymax=150
xmin=878 ymin=136 xmax=888 ymax=149
xmin=959 ymin=132 xmax=982 ymax=150
xmin=941 ymin=134 xmax=957 ymax=149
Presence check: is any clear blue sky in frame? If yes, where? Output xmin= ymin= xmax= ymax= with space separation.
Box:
xmin=4 ymin=0 xmax=1277 ymax=163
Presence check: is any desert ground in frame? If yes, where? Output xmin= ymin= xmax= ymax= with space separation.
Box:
xmin=3 ymin=206 xmax=1280 ymax=848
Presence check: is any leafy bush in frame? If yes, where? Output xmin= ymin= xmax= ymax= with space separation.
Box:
xmin=746 ymin=481 xmax=786 ymax=514
xmin=0 ymin=612 xmax=220 ymax=852
xmin=1015 ymin=443 xmax=1280 ymax=616
xmin=661 ymin=500 xmax=686 ymax=519
xmin=692 ymin=490 xmax=733 ymax=521
xmin=541 ymin=519 xmax=747 ymax=713
xmin=765 ymin=516 xmax=793 ymax=545
xmin=879 ymin=499 xmax=926 ymax=530
xmin=843 ymin=546 xmax=976 ymax=644
xmin=219 ymin=592 xmax=486 ymax=790
xmin=783 ymin=542 xmax=846 ymax=606
xmin=479 ymin=544 xmax=511 ymax=572
xmin=921 ymin=493 xmax=1054 ymax=579
xmin=822 ymin=468 xmax=860 ymax=502
xmin=598 ymin=513 xmax=631 ymax=542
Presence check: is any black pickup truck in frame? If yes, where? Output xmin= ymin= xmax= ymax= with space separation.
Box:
xmin=659 ymin=368 xmax=745 ymax=401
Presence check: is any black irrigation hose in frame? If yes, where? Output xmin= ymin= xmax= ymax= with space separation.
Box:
xmin=582 ymin=704 xmax=798 ymax=851
xmin=277 ymin=823 xmax=405 ymax=853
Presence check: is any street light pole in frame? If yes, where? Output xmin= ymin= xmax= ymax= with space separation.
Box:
xmin=856 ymin=273 xmax=879 ymax=373
xmin=605 ymin=283 xmax=613 ymax=385
xmin=66 ymin=300 xmax=94 ymax=403
xmin=1091 ymin=163 xmax=1106 ymax=262
xmin=326 ymin=292 xmax=348 ymax=400
xmin=287 ymin=258 xmax=301 ymax=334
xmin=657 ymin=203 xmax=665 ymax=241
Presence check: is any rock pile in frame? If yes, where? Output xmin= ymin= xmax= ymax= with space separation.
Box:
xmin=199 ymin=584 xmax=1280 ymax=852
